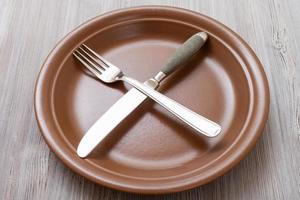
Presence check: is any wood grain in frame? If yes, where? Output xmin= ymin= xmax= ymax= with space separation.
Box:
xmin=0 ymin=0 xmax=299 ymax=199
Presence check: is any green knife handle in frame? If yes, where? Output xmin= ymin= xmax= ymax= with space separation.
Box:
xmin=160 ymin=32 xmax=208 ymax=76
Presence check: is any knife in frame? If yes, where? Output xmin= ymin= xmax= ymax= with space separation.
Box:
xmin=77 ymin=32 xmax=215 ymax=158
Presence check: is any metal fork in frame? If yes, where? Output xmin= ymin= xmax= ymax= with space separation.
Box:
xmin=73 ymin=44 xmax=221 ymax=137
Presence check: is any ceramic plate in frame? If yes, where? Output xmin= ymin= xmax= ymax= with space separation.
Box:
xmin=34 ymin=6 xmax=269 ymax=194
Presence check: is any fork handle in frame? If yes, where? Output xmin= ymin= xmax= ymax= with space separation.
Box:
xmin=121 ymin=76 xmax=221 ymax=137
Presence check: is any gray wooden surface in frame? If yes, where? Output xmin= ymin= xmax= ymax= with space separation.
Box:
xmin=0 ymin=0 xmax=299 ymax=199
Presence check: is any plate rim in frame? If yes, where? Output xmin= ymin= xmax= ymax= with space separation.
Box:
xmin=34 ymin=6 xmax=270 ymax=194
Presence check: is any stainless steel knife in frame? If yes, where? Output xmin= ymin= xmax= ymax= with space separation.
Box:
xmin=77 ymin=32 xmax=219 ymax=158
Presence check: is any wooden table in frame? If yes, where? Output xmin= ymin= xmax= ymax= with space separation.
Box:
xmin=1 ymin=0 xmax=299 ymax=199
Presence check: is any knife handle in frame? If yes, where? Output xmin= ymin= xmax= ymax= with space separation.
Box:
xmin=160 ymin=32 xmax=208 ymax=77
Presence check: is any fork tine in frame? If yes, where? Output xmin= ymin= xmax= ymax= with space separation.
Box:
xmin=81 ymin=44 xmax=114 ymax=68
xmin=73 ymin=50 xmax=103 ymax=79
xmin=78 ymin=46 xmax=107 ymax=71
xmin=78 ymin=46 xmax=108 ymax=71
xmin=74 ymin=49 xmax=103 ymax=72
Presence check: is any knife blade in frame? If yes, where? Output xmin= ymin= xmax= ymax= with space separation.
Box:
xmin=77 ymin=32 xmax=211 ymax=158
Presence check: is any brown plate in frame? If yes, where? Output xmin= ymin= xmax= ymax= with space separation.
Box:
xmin=34 ymin=6 xmax=269 ymax=194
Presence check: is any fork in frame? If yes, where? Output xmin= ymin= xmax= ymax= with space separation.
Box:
xmin=73 ymin=44 xmax=221 ymax=137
